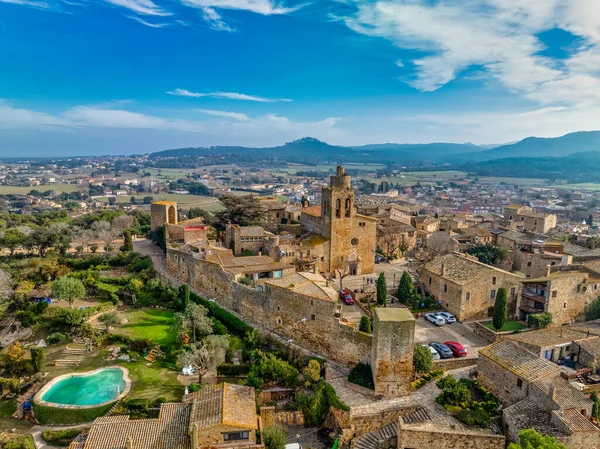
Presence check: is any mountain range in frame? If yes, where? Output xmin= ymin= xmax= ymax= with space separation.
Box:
xmin=150 ymin=131 xmax=600 ymax=166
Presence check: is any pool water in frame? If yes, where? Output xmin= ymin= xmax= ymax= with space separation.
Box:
xmin=41 ymin=368 xmax=126 ymax=406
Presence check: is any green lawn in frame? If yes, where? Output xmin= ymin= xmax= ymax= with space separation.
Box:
xmin=111 ymin=309 xmax=177 ymax=345
xmin=116 ymin=359 xmax=184 ymax=401
xmin=0 ymin=399 xmax=33 ymax=434
xmin=0 ymin=183 xmax=79 ymax=195
xmin=484 ymin=320 xmax=528 ymax=332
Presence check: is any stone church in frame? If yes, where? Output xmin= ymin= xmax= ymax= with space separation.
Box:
xmin=300 ymin=166 xmax=377 ymax=277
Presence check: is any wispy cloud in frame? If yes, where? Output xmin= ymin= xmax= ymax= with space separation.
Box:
xmin=180 ymin=0 xmax=299 ymax=15
xmin=196 ymin=108 xmax=249 ymax=120
xmin=200 ymin=6 xmax=234 ymax=32
xmin=102 ymin=0 xmax=170 ymax=16
xmin=126 ymin=15 xmax=170 ymax=27
xmin=0 ymin=0 xmax=51 ymax=9
xmin=167 ymin=88 xmax=292 ymax=102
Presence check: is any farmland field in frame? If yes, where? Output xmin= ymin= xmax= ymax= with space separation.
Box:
xmin=554 ymin=183 xmax=600 ymax=191
xmin=97 ymin=194 xmax=224 ymax=211
xmin=475 ymin=176 xmax=551 ymax=186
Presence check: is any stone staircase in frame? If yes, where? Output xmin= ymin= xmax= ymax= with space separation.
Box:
xmin=353 ymin=407 xmax=432 ymax=449
xmin=145 ymin=345 xmax=161 ymax=363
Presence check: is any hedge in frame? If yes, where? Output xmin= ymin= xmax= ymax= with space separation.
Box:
xmin=4 ymin=435 xmax=35 ymax=449
xmin=410 ymin=369 xmax=444 ymax=390
xmin=217 ymin=364 xmax=251 ymax=376
xmin=190 ymin=292 xmax=252 ymax=336
xmin=42 ymin=429 xmax=82 ymax=447
xmin=32 ymin=401 xmax=114 ymax=425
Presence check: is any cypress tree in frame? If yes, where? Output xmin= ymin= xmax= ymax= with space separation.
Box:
xmin=359 ymin=316 xmax=371 ymax=334
xmin=376 ymin=273 xmax=387 ymax=307
xmin=493 ymin=288 xmax=508 ymax=331
xmin=397 ymin=272 xmax=414 ymax=304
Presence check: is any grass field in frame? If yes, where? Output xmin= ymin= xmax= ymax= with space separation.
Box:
xmin=554 ymin=183 xmax=600 ymax=191
xmin=475 ymin=176 xmax=552 ymax=186
xmin=0 ymin=183 xmax=79 ymax=195
xmin=112 ymin=309 xmax=177 ymax=346
xmin=116 ymin=359 xmax=183 ymax=401
xmin=484 ymin=320 xmax=528 ymax=332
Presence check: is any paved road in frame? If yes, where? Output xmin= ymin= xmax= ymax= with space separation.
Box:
xmin=414 ymin=317 xmax=488 ymax=355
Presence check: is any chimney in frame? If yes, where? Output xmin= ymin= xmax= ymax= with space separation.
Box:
xmin=547 ymin=265 xmax=552 ymax=277
xmin=126 ymin=437 xmax=133 ymax=449
xmin=549 ymin=386 xmax=557 ymax=401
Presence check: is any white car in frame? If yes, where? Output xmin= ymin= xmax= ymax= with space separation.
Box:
xmin=422 ymin=344 xmax=440 ymax=360
xmin=424 ymin=313 xmax=445 ymax=326
xmin=437 ymin=312 xmax=457 ymax=324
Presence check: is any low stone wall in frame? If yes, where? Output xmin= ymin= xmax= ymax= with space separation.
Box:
xmin=433 ymin=357 xmax=477 ymax=371
xmin=275 ymin=411 xmax=304 ymax=427
xmin=397 ymin=421 xmax=505 ymax=449
xmin=473 ymin=320 xmax=532 ymax=343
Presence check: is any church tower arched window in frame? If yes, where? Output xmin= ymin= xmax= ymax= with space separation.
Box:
xmin=335 ymin=199 xmax=341 ymax=218
xmin=345 ymin=198 xmax=351 ymax=217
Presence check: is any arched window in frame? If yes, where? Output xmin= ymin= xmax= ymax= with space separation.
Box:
xmin=335 ymin=199 xmax=341 ymax=218
xmin=345 ymin=198 xmax=351 ymax=217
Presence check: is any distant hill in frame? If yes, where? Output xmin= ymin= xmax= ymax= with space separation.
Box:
xmin=454 ymin=131 xmax=600 ymax=162
xmin=150 ymin=137 xmax=487 ymax=165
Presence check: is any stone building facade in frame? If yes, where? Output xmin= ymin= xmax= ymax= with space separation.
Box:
xmin=299 ymin=166 xmax=377 ymax=277
xmin=421 ymin=253 xmax=522 ymax=322
xmin=504 ymin=204 xmax=557 ymax=234
xmin=225 ymin=224 xmax=273 ymax=256
xmin=151 ymin=200 xmax=178 ymax=230
xmin=397 ymin=420 xmax=505 ymax=449
xmin=371 ymin=308 xmax=415 ymax=397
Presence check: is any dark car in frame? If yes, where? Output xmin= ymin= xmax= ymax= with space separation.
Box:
xmin=429 ymin=341 xmax=453 ymax=359
xmin=444 ymin=341 xmax=468 ymax=357
xmin=339 ymin=289 xmax=355 ymax=305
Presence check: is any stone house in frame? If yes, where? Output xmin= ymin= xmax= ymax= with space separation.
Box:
xmin=411 ymin=216 xmax=440 ymax=236
xmin=519 ymin=269 xmax=600 ymax=326
xmin=505 ymin=327 xmax=591 ymax=363
xmin=261 ymin=200 xmax=301 ymax=227
xmin=421 ymin=253 xmax=522 ymax=322
xmin=454 ymin=227 xmax=493 ymax=246
xmin=151 ymin=200 xmax=178 ymax=230
xmin=299 ymin=166 xmax=377 ymax=277
xmin=503 ymin=204 xmax=557 ymax=234
xmin=225 ymin=224 xmax=273 ymax=256
xmin=75 ymin=383 xmax=261 ymax=449
xmin=376 ymin=218 xmax=417 ymax=258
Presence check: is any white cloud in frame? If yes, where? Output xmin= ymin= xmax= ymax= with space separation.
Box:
xmin=180 ymin=0 xmax=298 ymax=15
xmin=196 ymin=108 xmax=249 ymax=120
xmin=127 ymin=16 xmax=170 ymax=27
xmin=102 ymin=0 xmax=169 ymax=16
xmin=201 ymin=7 xmax=234 ymax=32
xmin=0 ymin=0 xmax=50 ymax=8
xmin=167 ymin=88 xmax=292 ymax=102
xmin=340 ymin=1 xmax=600 ymax=110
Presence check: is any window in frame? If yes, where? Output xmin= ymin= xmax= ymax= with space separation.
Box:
xmin=335 ymin=199 xmax=341 ymax=218
xmin=223 ymin=432 xmax=249 ymax=442
xmin=345 ymin=198 xmax=351 ymax=217
xmin=492 ymin=277 xmax=497 ymax=285
xmin=311 ymin=314 xmax=316 ymax=321
xmin=552 ymin=290 xmax=557 ymax=298
xmin=444 ymin=284 xmax=448 ymax=293
xmin=465 ymin=292 xmax=471 ymax=301
xmin=527 ymin=262 xmax=532 ymax=267
xmin=429 ymin=276 xmax=432 ymax=285
xmin=517 ymin=378 xmax=523 ymax=389
xmin=510 ymin=287 xmax=516 ymax=296
xmin=310 ymin=300 xmax=314 ymax=306
xmin=351 ymin=238 xmax=359 ymax=246
xmin=564 ymin=302 xmax=567 ymax=308
xmin=490 ymin=289 xmax=496 ymax=299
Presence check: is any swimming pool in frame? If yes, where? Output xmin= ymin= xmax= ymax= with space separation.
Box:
xmin=36 ymin=367 xmax=130 ymax=408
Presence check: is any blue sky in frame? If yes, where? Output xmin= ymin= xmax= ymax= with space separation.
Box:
xmin=2 ymin=0 xmax=600 ymax=156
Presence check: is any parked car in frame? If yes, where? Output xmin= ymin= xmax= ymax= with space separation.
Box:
xmin=375 ymin=254 xmax=386 ymax=264
xmin=444 ymin=341 xmax=468 ymax=357
xmin=424 ymin=313 xmax=445 ymax=326
xmin=429 ymin=342 xmax=453 ymax=359
xmin=422 ymin=344 xmax=440 ymax=360
xmin=339 ymin=289 xmax=355 ymax=305
xmin=437 ymin=312 xmax=456 ymax=324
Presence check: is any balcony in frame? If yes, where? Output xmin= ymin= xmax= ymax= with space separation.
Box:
xmin=521 ymin=289 xmax=548 ymax=304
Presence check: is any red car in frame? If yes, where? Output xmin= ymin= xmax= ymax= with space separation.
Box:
xmin=444 ymin=341 xmax=467 ymax=357
xmin=339 ymin=289 xmax=355 ymax=305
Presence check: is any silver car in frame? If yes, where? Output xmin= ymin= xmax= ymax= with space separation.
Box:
xmin=424 ymin=313 xmax=445 ymax=326
xmin=437 ymin=312 xmax=456 ymax=324
xmin=422 ymin=344 xmax=440 ymax=360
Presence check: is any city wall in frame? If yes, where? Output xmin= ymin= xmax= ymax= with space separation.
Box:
xmin=166 ymin=248 xmax=372 ymax=366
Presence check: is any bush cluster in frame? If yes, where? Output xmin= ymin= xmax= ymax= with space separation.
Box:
xmin=32 ymin=401 xmax=114 ymax=425
xmin=217 ymin=364 xmax=250 ymax=376
xmin=528 ymin=312 xmax=553 ymax=329
xmin=410 ymin=369 xmax=444 ymax=390
xmin=348 ymin=362 xmax=375 ymax=390
xmin=41 ymin=429 xmax=82 ymax=447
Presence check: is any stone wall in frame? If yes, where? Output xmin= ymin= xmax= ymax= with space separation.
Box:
xmin=397 ymin=421 xmax=505 ymax=449
xmin=477 ymin=353 xmax=530 ymax=407
xmin=545 ymin=273 xmax=598 ymax=326
xmin=472 ymin=320 xmax=532 ymax=343
xmin=432 ymin=356 xmax=477 ymax=371
xmin=166 ymin=248 xmax=373 ymax=366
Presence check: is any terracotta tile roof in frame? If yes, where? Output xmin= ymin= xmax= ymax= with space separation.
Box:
xmin=479 ymin=340 xmax=560 ymax=382
xmin=506 ymin=327 xmax=588 ymax=349
xmin=532 ymin=376 xmax=592 ymax=410
xmin=424 ymin=253 xmax=520 ymax=285
xmin=301 ymin=205 xmax=322 ymax=217
xmin=184 ymin=384 xmax=258 ymax=432
xmin=461 ymin=228 xmax=492 ymax=238
xmin=266 ymin=272 xmax=337 ymax=302
xmin=553 ymin=408 xmax=600 ymax=433
xmin=82 ymin=403 xmax=191 ymax=449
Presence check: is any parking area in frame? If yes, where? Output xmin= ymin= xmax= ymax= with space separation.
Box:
xmin=414 ymin=317 xmax=489 ymax=355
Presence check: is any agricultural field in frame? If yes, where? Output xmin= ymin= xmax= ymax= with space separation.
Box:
xmin=97 ymin=194 xmax=224 ymax=212
xmin=554 ymin=183 xmax=600 ymax=192
xmin=0 ymin=183 xmax=80 ymax=195
xmin=364 ymin=170 xmax=468 ymax=186
xmin=475 ymin=176 xmax=552 ymax=186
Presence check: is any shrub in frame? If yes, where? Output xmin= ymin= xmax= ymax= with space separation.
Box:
xmin=32 ymin=401 xmax=114 ymax=424
xmin=444 ymin=405 xmax=462 ymax=415
xmin=42 ymin=429 xmax=81 ymax=447
xmin=30 ymin=347 xmax=46 ymax=373
xmin=188 ymin=383 xmax=203 ymax=392
xmin=211 ymin=318 xmax=229 ymax=335
xmin=239 ymin=277 xmax=253 ymax=286
xmin=303 ymin=359 xmax=321 ymax=383
xmin=262 ymin=426 xmax=287 ymax=449
xmin=4 ymin=435 xmax=35 ymax=449
xmin=397 ymin=272 xmax=414 ymax=304
xmin=436 ymin=383 xmax=471 ymax=407
xmin=296 ymin=380 xmax=348 ymax=426
xmin=247 ymin=353 xmax=299 ymax=389
xmin=528 ymin=312 xmax=553 ymax=329
xmin=456 ymin=408 xmax=491 ymax=428
xmin=413 ymin=344 xmax=433 ymax=374
xmin=359 ymin=316 xmax=371 ymax=334
xmin=348 ymin=362 xmax=374 ymax=390
xmin=217 ymin=364 xmax=251 ymax=376
xmin=0 ymin=377 xmax=20 ymax=393
xmin=46 ymin=332 xmax=66 ymax=345
xmin=436 ymin=375 xmax=458 ymax=390
xmin=190 ymin=292 xmax=252 ymax=336
xmin=129 ymin=338 xmax=153 ymax=353
xmin=376 ymin=273 xmax=387 ymax=306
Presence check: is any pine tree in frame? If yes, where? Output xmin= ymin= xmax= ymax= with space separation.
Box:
xmin=376 ymin=273 xmax=387 ymax=307
xmin=591 ymin=391 xmax=600 ymax=421
xmin=397 ymin=272 xmax=414 ymax=304
xmin=493 ymin=288 xmax=508 ymax=331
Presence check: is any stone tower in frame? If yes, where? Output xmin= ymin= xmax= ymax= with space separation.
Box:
xmin=371 ymin=308 xmax=415 ymax=397
xmin=321 ymin=166 xmax=358 ymax=273
xmin=151 ymin=201 xmax=178 ymax=231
